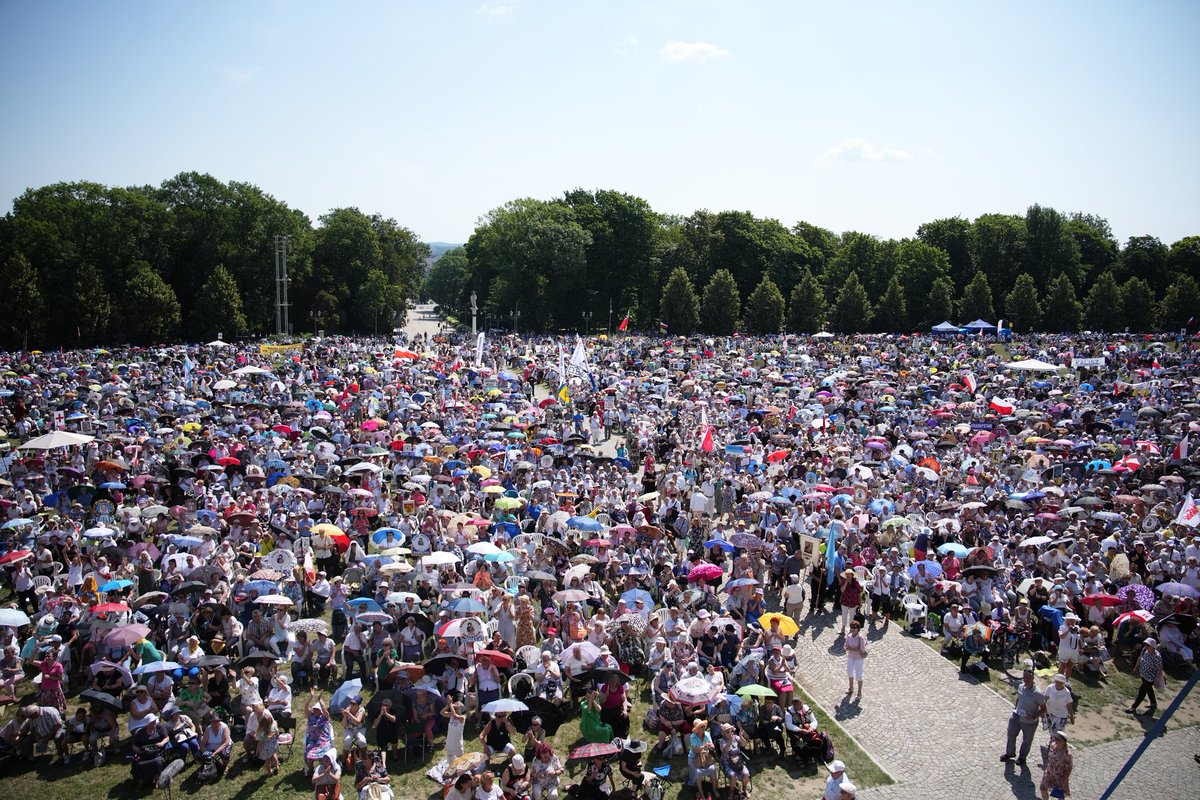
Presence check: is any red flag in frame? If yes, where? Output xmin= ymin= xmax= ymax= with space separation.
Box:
xmin=1172 ymin=434 xmax=1189 ymax=462
xmin=989 ymin=397 xmax=1014 ymax=415
xmin=963 ymin=373 xmax=977 ymax=395
xmin=617 ymin=316 xmax=629 ymax=332
xmin=699 ymin=409 xmax=714 ymax=453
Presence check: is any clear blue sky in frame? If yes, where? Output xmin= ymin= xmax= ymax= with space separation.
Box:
xmin=1 ymin=0 xmax=1197 ymax=246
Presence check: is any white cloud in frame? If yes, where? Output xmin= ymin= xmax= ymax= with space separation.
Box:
xmin=626 ymin=35 xmax=639 ymax=45
xmin=222 ymin=67 xmax=258 ymax=83
xmin=478 ymin=3 xmax=514 ymax=15
xmin=660 ymin=40 xmax=730 ymax=63
xmin=823 ymin=138 xmax=915 ymax=163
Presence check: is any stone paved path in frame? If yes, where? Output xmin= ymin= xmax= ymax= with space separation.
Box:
xmin=790 ymin=613 xmax=1199 ymax=799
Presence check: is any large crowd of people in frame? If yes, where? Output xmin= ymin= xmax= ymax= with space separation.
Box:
xmin=1 ymin=323 xmax=1198 ymax=800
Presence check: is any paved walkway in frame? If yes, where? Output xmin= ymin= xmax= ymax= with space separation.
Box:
xmin=791 ymin=614 xmax=1199 ymax=799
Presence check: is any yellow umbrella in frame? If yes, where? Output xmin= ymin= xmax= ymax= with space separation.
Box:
xmin=182 ymin=422 xmax=202 ymax=432
xmin=758 ymin=612 xmax=799 ymax=637
xmin=471 ymin=466 xmax=492 ymax=479
xmin=495 ymin=497 xmax=523 ymax=510
xmin=312 ymin=523 xmax=345 ymax=537
xmin=482 ymin=485 xmax=505 ymax=494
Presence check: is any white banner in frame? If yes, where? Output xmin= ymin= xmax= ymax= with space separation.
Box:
xmin=1072 ymin=357 xmax=1106 ymax=368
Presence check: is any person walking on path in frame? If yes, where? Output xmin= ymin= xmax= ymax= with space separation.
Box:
xmin=1126 ymin=637 xmax=1164 ymax=716
xmin=1039 ymin=731 xmax=1073 ymax=800
xmin=844 ymin=620 xmax=868 ymax=699
xmin=1002 ymin=667 xmax=1046 ymax=766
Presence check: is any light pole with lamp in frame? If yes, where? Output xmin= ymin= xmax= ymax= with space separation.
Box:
xmin=511 ymin=306 xmax=521 ymax=334
xmin=470 ymin=291 xmax=478 ymax=337
xmin=581 ymin=310 xmax=593 ymax=335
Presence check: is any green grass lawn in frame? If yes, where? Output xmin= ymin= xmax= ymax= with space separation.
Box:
xmin=0 ymin=665 xmax=890 ymax=800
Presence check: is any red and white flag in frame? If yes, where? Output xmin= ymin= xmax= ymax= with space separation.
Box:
xmin=1172 ymin=434 xmax=1189 ymax=462
xmin=963 ymin=373 xmax=978 ymax=395
xmin=699 ymin=408 xmax=714 ymax=453
xmin=1176 ymin=494 xmax=1200 ymax=527
xmin=617 ymin=316 xmax=629 ymax=332
xmin=988 ymin=397 xmax=1014 ymax=415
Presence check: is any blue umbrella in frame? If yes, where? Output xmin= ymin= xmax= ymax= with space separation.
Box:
xmin=371 ymin=528 xmax=405 ymax=545
xmin=704 ymin=539 xmax=735 ymax=552
xmin=329 ymin=678 xmax=363 ymax=714
xmin=907 ymin=561 xmax=944 ymax=579
xmin=485 ymin=551 xmax=516 ymax=563
xmin=245 ymin=580 xmax=279 ymax=594
xmin=566 ymin=516 xmax=603 ymax=532
xmin=724 ymin=578 xmax=759 ymax=590
xmin=619 ymin=588 xmax=654 ymax=607
xmin=1085 ymin=460 xmax=1112 ymax=471
xmin=99 ymin=579 xmax=133 ymax=592
xmin=449 ymin=597 xmax=488 ymax=614
xmin=830 ymin=494 xmax=854 ymax=506
xmin=133 ymin=660 xmax=182 ymax=676
xmin=936 ymin=542 xmax=972 ymax=558
xmin=346 ymin=597 xmax=382 ymax=612
xmin=195 ymin=509 xmax=218 ymax=525
xmin=170 ymin=535 xmax=203 ymax=548
xmin=868 ymin=498 xmax=894 ymax=517
xmin=1 ymin=519 xmax=34 ymax=529
xmin=99 ymin=481 xmax=126 ymax=490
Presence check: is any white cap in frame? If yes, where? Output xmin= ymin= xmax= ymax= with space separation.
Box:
xmin=827 ymin=759 xmax=846 ymax=773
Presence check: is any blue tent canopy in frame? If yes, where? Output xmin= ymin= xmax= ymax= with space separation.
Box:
xmin=963 ymin=319 xmax=996 ymax=330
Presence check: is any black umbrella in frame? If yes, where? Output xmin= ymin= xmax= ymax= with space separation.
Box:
xmin=200 ymin=601 xmax=231 ymax=616
xmin=512 ymin=697 xmax=565 ymax=735
xmin=172 ymin=581 xmax=207 ymax=596
xmin=524 ymin=570 xmax=557 ymax=583
xmin=80 ymin=689 xmax=123 ymax=712
xmin=237 ymin=650 xmax=281 ymax=669
xmin=197 ymin=654 xmax=230 ymax=669
xmin=399 ymin=613 xmax=435 ymax=637
xmin=423 ymin=653 xmax=468 ymax=676
xmin=962 ymin=565 xmax=999 ymax=578
xmin=364 ymin=689 xmax=412 ymax=724
xmin=1158 ymin=613 xmax=1197 ymax=635
xmin=579 ymin=668 xmax=631 ymax=686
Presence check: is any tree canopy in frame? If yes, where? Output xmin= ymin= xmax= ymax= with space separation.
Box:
xmin=1 ymin=174 xmax=1194 ymax=347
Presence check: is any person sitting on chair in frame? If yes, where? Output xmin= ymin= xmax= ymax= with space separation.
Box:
xmin=960 ymin=627 xmax=990 ymax=673
xmin=783 ymin=697 xmax=824 ymax=765
xmin=617 ymin=739 xmax=651 ymax=799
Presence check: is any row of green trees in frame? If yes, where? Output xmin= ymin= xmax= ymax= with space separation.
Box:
xmin=423 ymin=191 xmax=1200 ymax=334
xmin=0 ymin=173 xmax=430 ymax=348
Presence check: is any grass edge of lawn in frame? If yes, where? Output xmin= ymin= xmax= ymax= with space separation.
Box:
xmin=796 ymin=685 xmax=894 ymax=788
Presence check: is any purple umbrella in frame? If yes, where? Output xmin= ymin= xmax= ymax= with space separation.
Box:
xmin=1155 ymin=581 xmax=1200 ymax=599
xmin=1117 ymin=584 xmax=1155 ymax=610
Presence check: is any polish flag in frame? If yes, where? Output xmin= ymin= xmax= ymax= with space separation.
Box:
xmin=989 ymin=397 xmax=1014 ymax=415
xmin=1172 ymin=434 xmax=1189 ymax=462
xmin=699 ymin=409 xmax=714 ymax=453
xmin=1175 ymin=494 xmax=1200 ymax=527
xmin=963 ymin=373 xmax=978 ymax=395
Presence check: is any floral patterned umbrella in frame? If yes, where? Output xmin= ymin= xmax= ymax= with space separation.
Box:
xmin=1117 ymin=584 xmax=1155 ymax=611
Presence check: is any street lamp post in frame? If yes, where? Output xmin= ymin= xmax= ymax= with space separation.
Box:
xmin=581 ymin=311 xmax=593 ymax=335
xmin=608 ymin=298 xmax=612 ymax=336
xmin=511 ymin=307 xmax=521 ymax=333
xmin=470 ymin=291 xmax=478 ymax=337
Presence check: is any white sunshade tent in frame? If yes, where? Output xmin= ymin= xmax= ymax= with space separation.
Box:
xmin=1004 ymin=359 xmax=1064 ymax=372
xmin=231 ymin=365 xmax=271 ymax=376
xmin=18 ymin=431 xmax=96 ymax=450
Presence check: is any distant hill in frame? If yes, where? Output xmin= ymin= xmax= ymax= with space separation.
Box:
xmin=426 ymin=242 xmax=463 ymax=261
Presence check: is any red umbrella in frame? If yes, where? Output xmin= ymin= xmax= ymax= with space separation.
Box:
xmin=0 ymin=550 xmax=33 ymax=566
xmin=1081 ymin=594 xmax=1124 ymax=608
xmin=90 ymin=602 xmax=131 ymax=614
xmin=476 ymin=649 xmax=514 ymax=669
xmin=1114 ymin=609 xmax=1153 ymax=627
xmin=217 ymin=456 xmax=241 ymax=467
xmin=569 ymin=742 xmax=620 ymax=760
xmin=766 ymin=449 xmax=790 ymax=463
xmin=583 ymin=539 xmax=611 ymax=548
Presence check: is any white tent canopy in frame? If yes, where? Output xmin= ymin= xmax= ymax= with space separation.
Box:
xmin=18 ymin=431 xmax=95 ymax=450
xmin=1004 ymin=359 xmax=1063 ymax=372
xmin=231 ymin=365 xmax=271 ymax=376
xmin=206 ymin=339 xmax=233 ymax=348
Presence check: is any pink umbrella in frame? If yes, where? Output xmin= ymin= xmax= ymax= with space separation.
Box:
xmin=688 ymin=563 xmax=724 ymax=583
